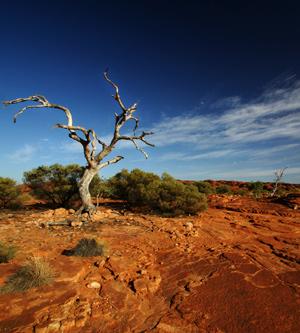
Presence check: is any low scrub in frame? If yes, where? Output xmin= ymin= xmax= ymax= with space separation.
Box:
xmin=195 ymin=181 xmax=215 ymax=195
xmin=0 ymin=242 xmax=16 ymax=263
xmin=216 ymin=184 xmax=232 ymax=194
xmin=109 ymin=169 xmax=207 ymax=216
xmin=62 ymin=238 xmax=106 ymax=257
xmin=0 ymin=257 xmax=54 ymax=293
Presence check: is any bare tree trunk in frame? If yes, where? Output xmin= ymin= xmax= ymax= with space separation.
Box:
xmin=77 ymin=167 xmax=98 ymax=216
xmin=271 ymin=167 xmax=287 ymax=197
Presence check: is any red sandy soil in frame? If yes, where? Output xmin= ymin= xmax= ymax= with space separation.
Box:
xmin=0 ymin=195 xmax=299 ymax=333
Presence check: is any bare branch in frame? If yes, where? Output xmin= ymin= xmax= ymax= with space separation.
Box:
xmin=103 ymin=71 xmax=127 ymax=111
xmin=98 ymin=71 xmax=154 ymax=162
xmin=3 ymin=95 xmax=73 ymax=126
xmin=271 ymin=167 xmax=288 ymax=197
xmin=118 ymin=131 xmax=154 ymax=145
xmin=55 ymin=123 xmax=88 ymax=136
xmin=99 ymin=155 xmax=124 ymax=169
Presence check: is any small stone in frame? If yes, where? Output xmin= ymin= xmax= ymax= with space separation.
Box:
xmin=53 ymin=208 xmax=68 ymax=217
xmin=75 ymin=315 xmax=87 ymax=328
xmin=34 ymin=325 xmax=48 ymax=333
xmin=42 ymin=210 xmax=54 ymax=218
xmin=86 ymin=281 xmax=101 ymax=289
xmin=61 ymin=318 xmax=75 ymax=331
xmin=47 ymin=321 xmax=61 ymax=332
xmin=184 ymin=221 xmax=194 ymax=231
xmin=69 ymin=208 xmax=76 ymax=214
xmin=71 ymin=221 xmax=83 ymax=227
xmin=94 ymin=259 xmax=106 ymax=267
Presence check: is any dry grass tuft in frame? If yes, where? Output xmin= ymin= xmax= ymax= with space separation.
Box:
xmin=0 ymin=256 xmax=54 ymax=293
xmin=0 ymin=242 xmax=16 ymax=263
xmin=62 ymin=238 xmax=106 ymax=257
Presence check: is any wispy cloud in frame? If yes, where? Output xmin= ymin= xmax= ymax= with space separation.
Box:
xmin=9 ymin=144 xmax=36 ymax=162
xmin=150 ymin=78 xmax=300 ymax=149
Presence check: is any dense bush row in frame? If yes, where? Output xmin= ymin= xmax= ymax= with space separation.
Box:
xmin=1 ymin=164 xmax=292 ymax=214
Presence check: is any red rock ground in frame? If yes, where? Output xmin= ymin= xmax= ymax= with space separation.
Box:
xmin=0 ymin=196 xmax=299 ymax=333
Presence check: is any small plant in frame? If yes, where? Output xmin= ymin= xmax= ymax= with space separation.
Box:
xmin=0 ymin=256 xmax=54 ymax=293
xmin=0 ymin=242 xmax=16 ymax=263
xmin=216 ymin=184 xmax=232 ymax=194
xmin=62 ymin=238 xmax=106 ymax=257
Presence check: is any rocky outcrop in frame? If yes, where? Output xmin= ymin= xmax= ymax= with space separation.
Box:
xmin=0 ymin=198 xmax=299 ymax=332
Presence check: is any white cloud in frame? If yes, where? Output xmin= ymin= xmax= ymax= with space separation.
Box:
xmin=150 ymin=78 xmax=300 ymax=149
xmin=9 ymin=144 xmax=36 ymax=162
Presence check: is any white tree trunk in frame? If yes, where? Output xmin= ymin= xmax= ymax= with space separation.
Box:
xmin=78 ymin=167 xmax=98 ymax=215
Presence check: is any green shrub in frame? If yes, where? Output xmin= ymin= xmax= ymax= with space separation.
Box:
xmin=93 ymin=178 xmax=115 ymax=199
xmin=109 ymin=169 xmax=207 ymax=216
xmin=234 ymin=189 xmax=248 ymax=196
xmin=0 ymin=177 xmax=22 ymax=209
xmin=62 ymin=238 xmax=106 ymax=257
xmin=154 ymin=175 xmax=207 ymax=215
xmin=216 ymin=184 xmax=232 ymax=194
xmin=0 ymin=257 xmax=54 ymax=293
xmin=195 ymin=181 xmax=215 ymax=195
xmin=247 ymin=181 xmax=264 ymax=192
xmin=0 ymin=242 xmax=16 ymax=263
xmin=23 ymin=164 xmax=101 ymax=207
xmin=247 ymin=181 xmax=265 ymax=198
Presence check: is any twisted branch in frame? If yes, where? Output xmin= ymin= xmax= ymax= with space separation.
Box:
xmin=3 ymin=95 xmax=73 ymax=126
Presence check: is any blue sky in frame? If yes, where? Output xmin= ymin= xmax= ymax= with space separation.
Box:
xmin=0 ymin=1 xmax=300 ymax=183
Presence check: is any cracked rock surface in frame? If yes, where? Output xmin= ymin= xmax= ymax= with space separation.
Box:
xmin=0 ymin=196 xmax=299 ymax=333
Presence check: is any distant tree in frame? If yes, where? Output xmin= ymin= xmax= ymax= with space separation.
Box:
xmin=0 ymin=177 xmax=21 ymax=208
xmin=3 ymin=71 xmax=154 ymax=216
xmin=24 ymin=164 xmax=102 ymax=208
xmin=271 ymin=168 xmax=287 ymax=197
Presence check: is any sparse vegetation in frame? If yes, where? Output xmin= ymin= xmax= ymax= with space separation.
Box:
xmin=234 ymin=189 xmax=248 ymax=196
xmin=0 ymin=257 xmax=54 ymax=293
xmin=0 ymin=242 xmax=16 ymax=263
xmin=109 ymin=169 xmax=207 ymax=216
xmin=23 ymin=164 xmax=102 ymax=208
xmin=62 ymin=238 xmax=106 ymax=257
xmin=247 ymin=181 xmax=265 ymax=198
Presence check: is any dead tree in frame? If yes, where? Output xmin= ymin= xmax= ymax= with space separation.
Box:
xmin=3 ymin=71 xmax=154 ymax=216
xmin=271 ymin=167 xmax=287 ymax=197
